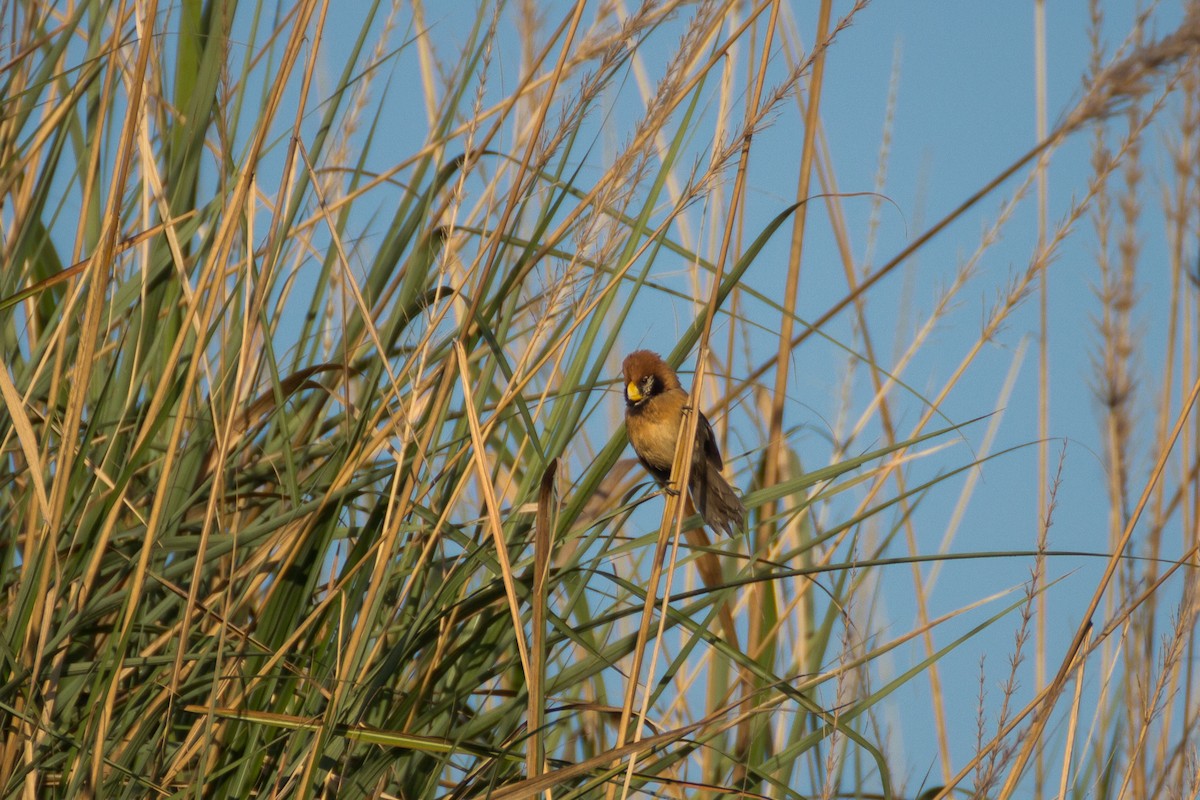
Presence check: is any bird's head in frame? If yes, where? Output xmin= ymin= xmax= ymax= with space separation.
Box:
xmin=622 ymin=350 xmax=681 ymax=408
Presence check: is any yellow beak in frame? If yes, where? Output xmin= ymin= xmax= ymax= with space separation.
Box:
xmin=626 ymin=381 xmax=643 ymax=402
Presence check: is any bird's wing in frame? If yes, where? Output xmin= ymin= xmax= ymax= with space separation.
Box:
xmin=695 ymin=411 xmax=724 ymax=471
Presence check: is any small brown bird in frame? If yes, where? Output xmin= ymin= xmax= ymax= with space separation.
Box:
xmin=622 ymin=350 xmax=745 ymax=535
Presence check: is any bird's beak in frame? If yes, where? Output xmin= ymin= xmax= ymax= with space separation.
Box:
xmin=625 ymin=381 xmax=642 ymax=402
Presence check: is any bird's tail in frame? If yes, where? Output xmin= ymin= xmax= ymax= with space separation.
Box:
xmin=692 ymin=461 xmax=746 ymax=536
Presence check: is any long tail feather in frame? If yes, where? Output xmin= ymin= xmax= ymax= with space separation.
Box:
xmin=691 ymin=461 xmax=745 ymax=535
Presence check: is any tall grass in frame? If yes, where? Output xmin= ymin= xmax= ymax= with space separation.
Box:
xmin=1 ymin=1 xmax=1199 ymax=798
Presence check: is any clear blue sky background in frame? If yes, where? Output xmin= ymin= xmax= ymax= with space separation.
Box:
xmin=793 ymin=2 xmax=1192 ymax=784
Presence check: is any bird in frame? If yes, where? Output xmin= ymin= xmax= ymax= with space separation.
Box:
xmin=621 ymin=350 xmax=745 ymax=535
